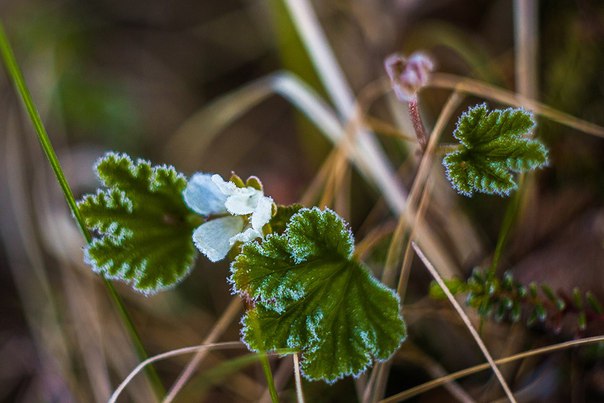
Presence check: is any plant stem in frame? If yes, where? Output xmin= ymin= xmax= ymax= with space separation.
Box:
xmin=490 ymin=179 xmax=524 ymax=271
xmin=104 ymin=279 xmax=166 ymax=397
xmin=408 ymin=96 xmax=427 ymax=151
xmin=0 ymin=21 xmax=165 ymax=398
xmin=293 ymin=353 xmax=305 ymax=403
xmin=259 ymin=353 xmax=280 ymax=402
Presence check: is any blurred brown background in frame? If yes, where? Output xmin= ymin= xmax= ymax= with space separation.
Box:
xmin=1 ymin=0 xmax=603 ymax=401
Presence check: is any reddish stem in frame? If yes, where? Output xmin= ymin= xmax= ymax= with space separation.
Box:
xmin=408 ymin=96 xmax=427 ymax=151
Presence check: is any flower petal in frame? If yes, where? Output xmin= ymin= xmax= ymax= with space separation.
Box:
xmin=211 ymin=174 xmax=238 ymax=195
xmin=193 ymin=216 xmax=244 ymax=262
xmin=225 ymin=187 xmax=261 ymax=215
xmin=251 ymin=196 xmax=273 ymax=231
xmin=230 ymin=227 xmax=262 ymax=245
xmin=184 ymin=173 xmax=228 ymax=216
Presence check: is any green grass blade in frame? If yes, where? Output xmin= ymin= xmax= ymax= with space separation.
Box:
xmin=0 ymin=20 xmax=165 ymax=398
xmin=0 ymin=22 xmax=88 ymax=240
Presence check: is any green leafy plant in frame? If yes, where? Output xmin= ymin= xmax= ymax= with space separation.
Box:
xmin=443 ymin=103 xmax=549 ymax=196
xmin=75 ymin=102 xmax=553 ymax=386
xmin=231 ymin=208 xmax=406 ymax=382
xmin=73 ymin=74 xmax=556 ymax=392
xmin=5 ymin=2 xmax=603 ymax=400
xmin=74 ymin=101 xmax=553 ymax=391
xmin=77 ymin=155 xmax=406 ymax=384
xmin=430 ymin=268 xmax=604 ymax=334
xmin=78 ymin=152 xmax=199 ymax=294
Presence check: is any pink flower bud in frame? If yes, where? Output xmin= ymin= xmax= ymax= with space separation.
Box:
xmin=384 ymin=52 xmax=434 ymax=102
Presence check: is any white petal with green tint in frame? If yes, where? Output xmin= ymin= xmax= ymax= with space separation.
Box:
xmin=193 ymin=216 xmax=245 ymax=262
xmin=211 ymin=173 xmax=239 ymax=195
xmin=183 ymin=173 xmax=228 ymax=216
xmin=224 ymin=187 xmax=261 ymax=215
xmin=230 ymin=227 xmax=262 ymax=245
xmin=251 ymin=195 xmax=273 ymax=231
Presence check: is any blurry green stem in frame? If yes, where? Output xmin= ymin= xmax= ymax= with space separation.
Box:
xmin=0 ymin=21 xmax=165 ymax=398
xmin=490 ymin=176 xmax=525 ymax=272
xmin=260 ymin=353 xmax=280 ymax=403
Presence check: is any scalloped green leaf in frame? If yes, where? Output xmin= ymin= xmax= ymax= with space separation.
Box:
xmin=231 ymin=207 xmax=406 ymax=383
xmin=443 ymin=103 xmax=548 ymax=196
xmin=78 ymin=152 xmax=198 ymax=294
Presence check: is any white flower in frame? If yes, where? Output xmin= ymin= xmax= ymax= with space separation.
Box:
xmin=183 ymin=173 xmax=273 ymax=262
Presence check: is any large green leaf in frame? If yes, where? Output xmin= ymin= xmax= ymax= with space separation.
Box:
xmin=443 ymin=103 xmax=548 ymax=196
xmin=78 ymin=152 xmax=198 ymax=294
xmin=231 ymin=208 xmax=406 ymax=383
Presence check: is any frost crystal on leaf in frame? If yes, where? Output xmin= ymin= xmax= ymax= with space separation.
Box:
xmin=443 ymin=103 xmax=549 ymax=197
xmin=184 ymin=173 xmax=274 ymax=262
xmin=78 ymin=152 xmax=198 ymax=294
xmin=231 ymin=207 xmax=407 ymax=383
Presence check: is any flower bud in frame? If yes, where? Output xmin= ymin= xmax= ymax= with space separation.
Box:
xmin=384 ymin=52 xmax=434 ymax=102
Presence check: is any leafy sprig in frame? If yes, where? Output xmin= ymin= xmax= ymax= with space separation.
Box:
xmin=231 ymin=208 xmax=406 ymax=383
xmin=78 ymin=153 xmax=407 ymax=383
xmin=443 ymin=103 xmax=548 ymax=196
xmin=78 ymin=152 xmax=199 ymax=294
xmin=430 ymin=268 xmax=604 ymax=334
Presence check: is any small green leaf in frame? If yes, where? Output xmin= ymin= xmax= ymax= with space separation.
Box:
xmin=443 ymin=103 xmax=548 ymax=196
xmin=494 ymin=303 xmax=507 ymax=322
xmin=510 ymin=301 xmax=522 ymax=322
xmin=428 ymin=278 xmax=467 ymax=299
xmin=78 ymin=152 xmax=198 ymax=294
xmin=586 ymin=291 xmax=603 ymax=314
xmin=231 ymin=208 xmax=406 ymax=383
xmin=534 ymin=303 xmax=547 ymax=322
xmin=573 ymin=287 xmax=584 ymax=308
xmin=541 ymin=285 xmax=557 ymax=303
xmin=578 ymin=312 xmax=587 ymax=331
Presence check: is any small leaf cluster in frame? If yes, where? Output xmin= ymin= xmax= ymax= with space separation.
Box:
xmin=443 ymin=103 xmax=548 ymax=196
xmin=430 ymin=268 xmax=604 ymax=334
xmin=231 ymin=207 xmax=407 ymax=383
xmin=78 ymin=152 xmax=199 ymax=294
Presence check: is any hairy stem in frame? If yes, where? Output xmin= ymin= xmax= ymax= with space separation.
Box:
xmin=408 ymin=96 xmax=427 ymax=150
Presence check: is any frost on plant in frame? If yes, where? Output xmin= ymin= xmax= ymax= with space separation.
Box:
xmin=443 ymin=103 xmax=549 ymax=196
xmin=77 ymin=152 xmax=198 ymax=294
xmin=231 ymin=208 xmax=407 ymax=383
xmin=78 ymin=153 xmax=405 ymax=383
xmin=183 ymin=173 xmax=274 ymax=262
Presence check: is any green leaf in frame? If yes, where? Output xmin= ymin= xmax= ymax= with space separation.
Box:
xmin=428 ymin=278 xmax=468 ymax=299
xmin=78 ymin=152 xmax=198 ymax=294
xmin=231 ymin=207 xmax=406 ymax=383
xmin=443 ymin=103 xmax=548 ymax=196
